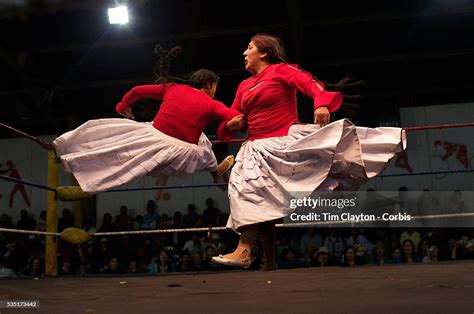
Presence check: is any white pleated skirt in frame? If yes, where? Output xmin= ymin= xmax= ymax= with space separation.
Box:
xmin=53 ymin=119 xmax=217 ymax=193
xmin=226 ymin=119 xmax=406 ymax=230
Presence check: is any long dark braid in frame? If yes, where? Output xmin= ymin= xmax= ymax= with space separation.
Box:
xmin=318 ymin=75 xmax=367 ymax=108
xmin=153 ymin=44 xmax=183 ymax=84
xmin=132 ymin=44 xmax=183 ymax=121
xmin=251 ymin=34 xmax=366 ymax=108
xmin=298 ymin=66 xmax=366 ymax=108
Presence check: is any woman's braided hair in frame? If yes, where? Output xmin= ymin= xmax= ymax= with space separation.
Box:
xmin=251 ymin=33 xmax=366 ymax=107
xmin=153 ymin=44 xmax=183 ymax=84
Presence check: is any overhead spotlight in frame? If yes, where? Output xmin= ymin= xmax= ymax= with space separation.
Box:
xmin=108 ymin=6 xmax=129 ymax=25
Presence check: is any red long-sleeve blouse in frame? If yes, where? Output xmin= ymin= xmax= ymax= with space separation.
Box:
xmin=217 ymin=63 xmax=342 ymax=141
xmin=116 ymin=83 xmax=240 ymax=144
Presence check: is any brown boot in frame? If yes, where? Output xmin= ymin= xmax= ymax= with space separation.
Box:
xmin=212 ymin=155 xmax=235 ymax=179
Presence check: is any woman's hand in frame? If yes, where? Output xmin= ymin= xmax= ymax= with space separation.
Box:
xmin=119 ymin=107 xmax=135 ymax=119
xmin=226 ymin=114 xmax=245 ymax=131
xmin=314 ymin=106 xmax=330 ymax=127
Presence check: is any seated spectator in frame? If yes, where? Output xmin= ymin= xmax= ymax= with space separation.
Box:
xmin=23 ymin=256 xmax=43 ymax=277
xmin=194 ymin=216 xmax=207 ymax=238
xmin=17 ymin=209 xmax=35 ymax=230
xmin=202 ymin=198 xmax=221 ymax=226
xmin=276 ymin=238 xmax=289 ymax=257
xmin=148 ymin=257 xmax=158 ymax=273
xmin=35 ymin=210 xmax=47 ymax=232
xmin=25 ymin=234 xmax=42 ymax=256
xmin=172 ymin=211 xmax=182 ymax=228
xmin=149 ymin=250 xmax=176 ymax=273
xmin=116 ymin=236 xmax=134 ymax=267
xmin=127 ymin=260 xmax=140 ymax=274
xmin=142 ymin=200 xmax=159 ymax=229
xmin=311 ymin=246 xmax=332 ymax=267
xmin=176 ymin=251 xmax=197 ymax=272
xmin=58 ymin=208 xmax=74 ymax=232
xmin=192 ymin=252 xmax=204 ymax=271
xmin=400 ymin=228 xmax=421 ymax=252
xmin=91 ymin=237 xmax=114 ymax=273
xmin=0 ymin=255 xmax=17 ymax=278
xmin=137 ymin=237 xmax=154 ymax=262
xmin=278 ymin=247 xmax=309 ymax=269
xmin=115 ymin=205 xmax=133 ymax=231
xmin=323 ymin=228 xmax=344 ymax=264
xmin=208 ymin=233 xmax=226 ymax=255
xmin=423 ymin=244 xmax=440 ymax=263
xmin=420 ymin=228 xmax=442 ymax=249
xmin=133 ymin=215 xmax=144 ymax=231
xmin=385 ymin=231 xmax=400 ymax=256
xmin=59 ymin=261 xmax=74 ymax=276
xmin=183 ymin=204 xmax=199 ymax=227
xmin=182 ymin=234 xmax=205 ymax=256
xmin=159 ymin=214 xmax=172 ymax=229
xmin=369 ymin=241 xmax=392 ymax=265
xmin=392 ymin=248 xmax=402 ymax=264
xmin=289 ymin=236 xmax=303 ymax=259
xmin=341 ymin=246 xmax=362 ymax=267
xmin=82 ymin=218 xmax=97 ymax=234
xmin=103 ymin=257 xmax=123 ymax=274
xmin=3 ymin=240 xmax=23 ymax=273
xmin=450 ymin=236 xmax=474 ymax=260
xmin=172 ymin=211 xmax=186 ymax=248
xmin=0 ymin=213 xmax=14 ymax=229
xmin=201 ymin=246 xmax=220 ymax=271
xmin=98 ymin=213 xmax=116 ymax=233
xmin=418 ymin=240 xmax=430 ymax=262
xmin=300 ymin=228 xmax=322 ymax=262
xmin=76 ymin=263 xmax=90 ymax=276
xmin=77 ymin=242 xmax=93 ymax=265
xmin=400 ymin=239 xmax=421 ymax=263
xmin=346 ymin=228 xmax=372 ymax=262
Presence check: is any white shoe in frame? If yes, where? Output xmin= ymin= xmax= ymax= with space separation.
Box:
xmin=211 ymin=250 xmax=251 ymax=268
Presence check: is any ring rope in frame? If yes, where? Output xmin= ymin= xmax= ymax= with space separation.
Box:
xmin=379 ymin=169 xmax=474 ymax=178
xmin=1 ymin=212 xmax=473 ymax=238
xmin=0 ymin=175 xmax=57 ymax=192
xmin=211 ymin=121 xmax=474 ymax=144
xmin=108 ymin=182 xmax=228 ymax=192
xmin=1 ymin=169 xmax=474 ymax=194
xmin=0 ymin=123 xmax=54 ymax=150
xmin=2 ymin=121 xmax=473 ymax=147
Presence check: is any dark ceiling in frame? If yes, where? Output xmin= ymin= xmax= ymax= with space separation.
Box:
xmin=1 ymin=0 xmax=473 ymax=137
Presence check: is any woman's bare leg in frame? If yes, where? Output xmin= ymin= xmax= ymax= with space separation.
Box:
xmin=155 ymin=175 xmax=169 ymax=200
xmin=259 ymin=220 xmax=278 ymax=271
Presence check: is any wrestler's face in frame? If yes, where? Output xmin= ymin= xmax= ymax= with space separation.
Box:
xmin=243 ymin=41 xmax=267 ymax=74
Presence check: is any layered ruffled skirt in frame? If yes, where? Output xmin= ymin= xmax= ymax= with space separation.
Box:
xmin=53 ymin=119 xmax=217 ymax=193
xmin=226 ymin=119 xmax=406 ymax=230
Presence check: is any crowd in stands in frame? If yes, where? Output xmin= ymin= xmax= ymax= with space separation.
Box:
xmin=1 ymin=197 xmax=473 ymax=278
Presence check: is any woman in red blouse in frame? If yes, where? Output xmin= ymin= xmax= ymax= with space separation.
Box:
xmin=54 ymin=45 xmax=243 ymax=194
xmin=212 ymin=34 xmax=405 ymax=270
